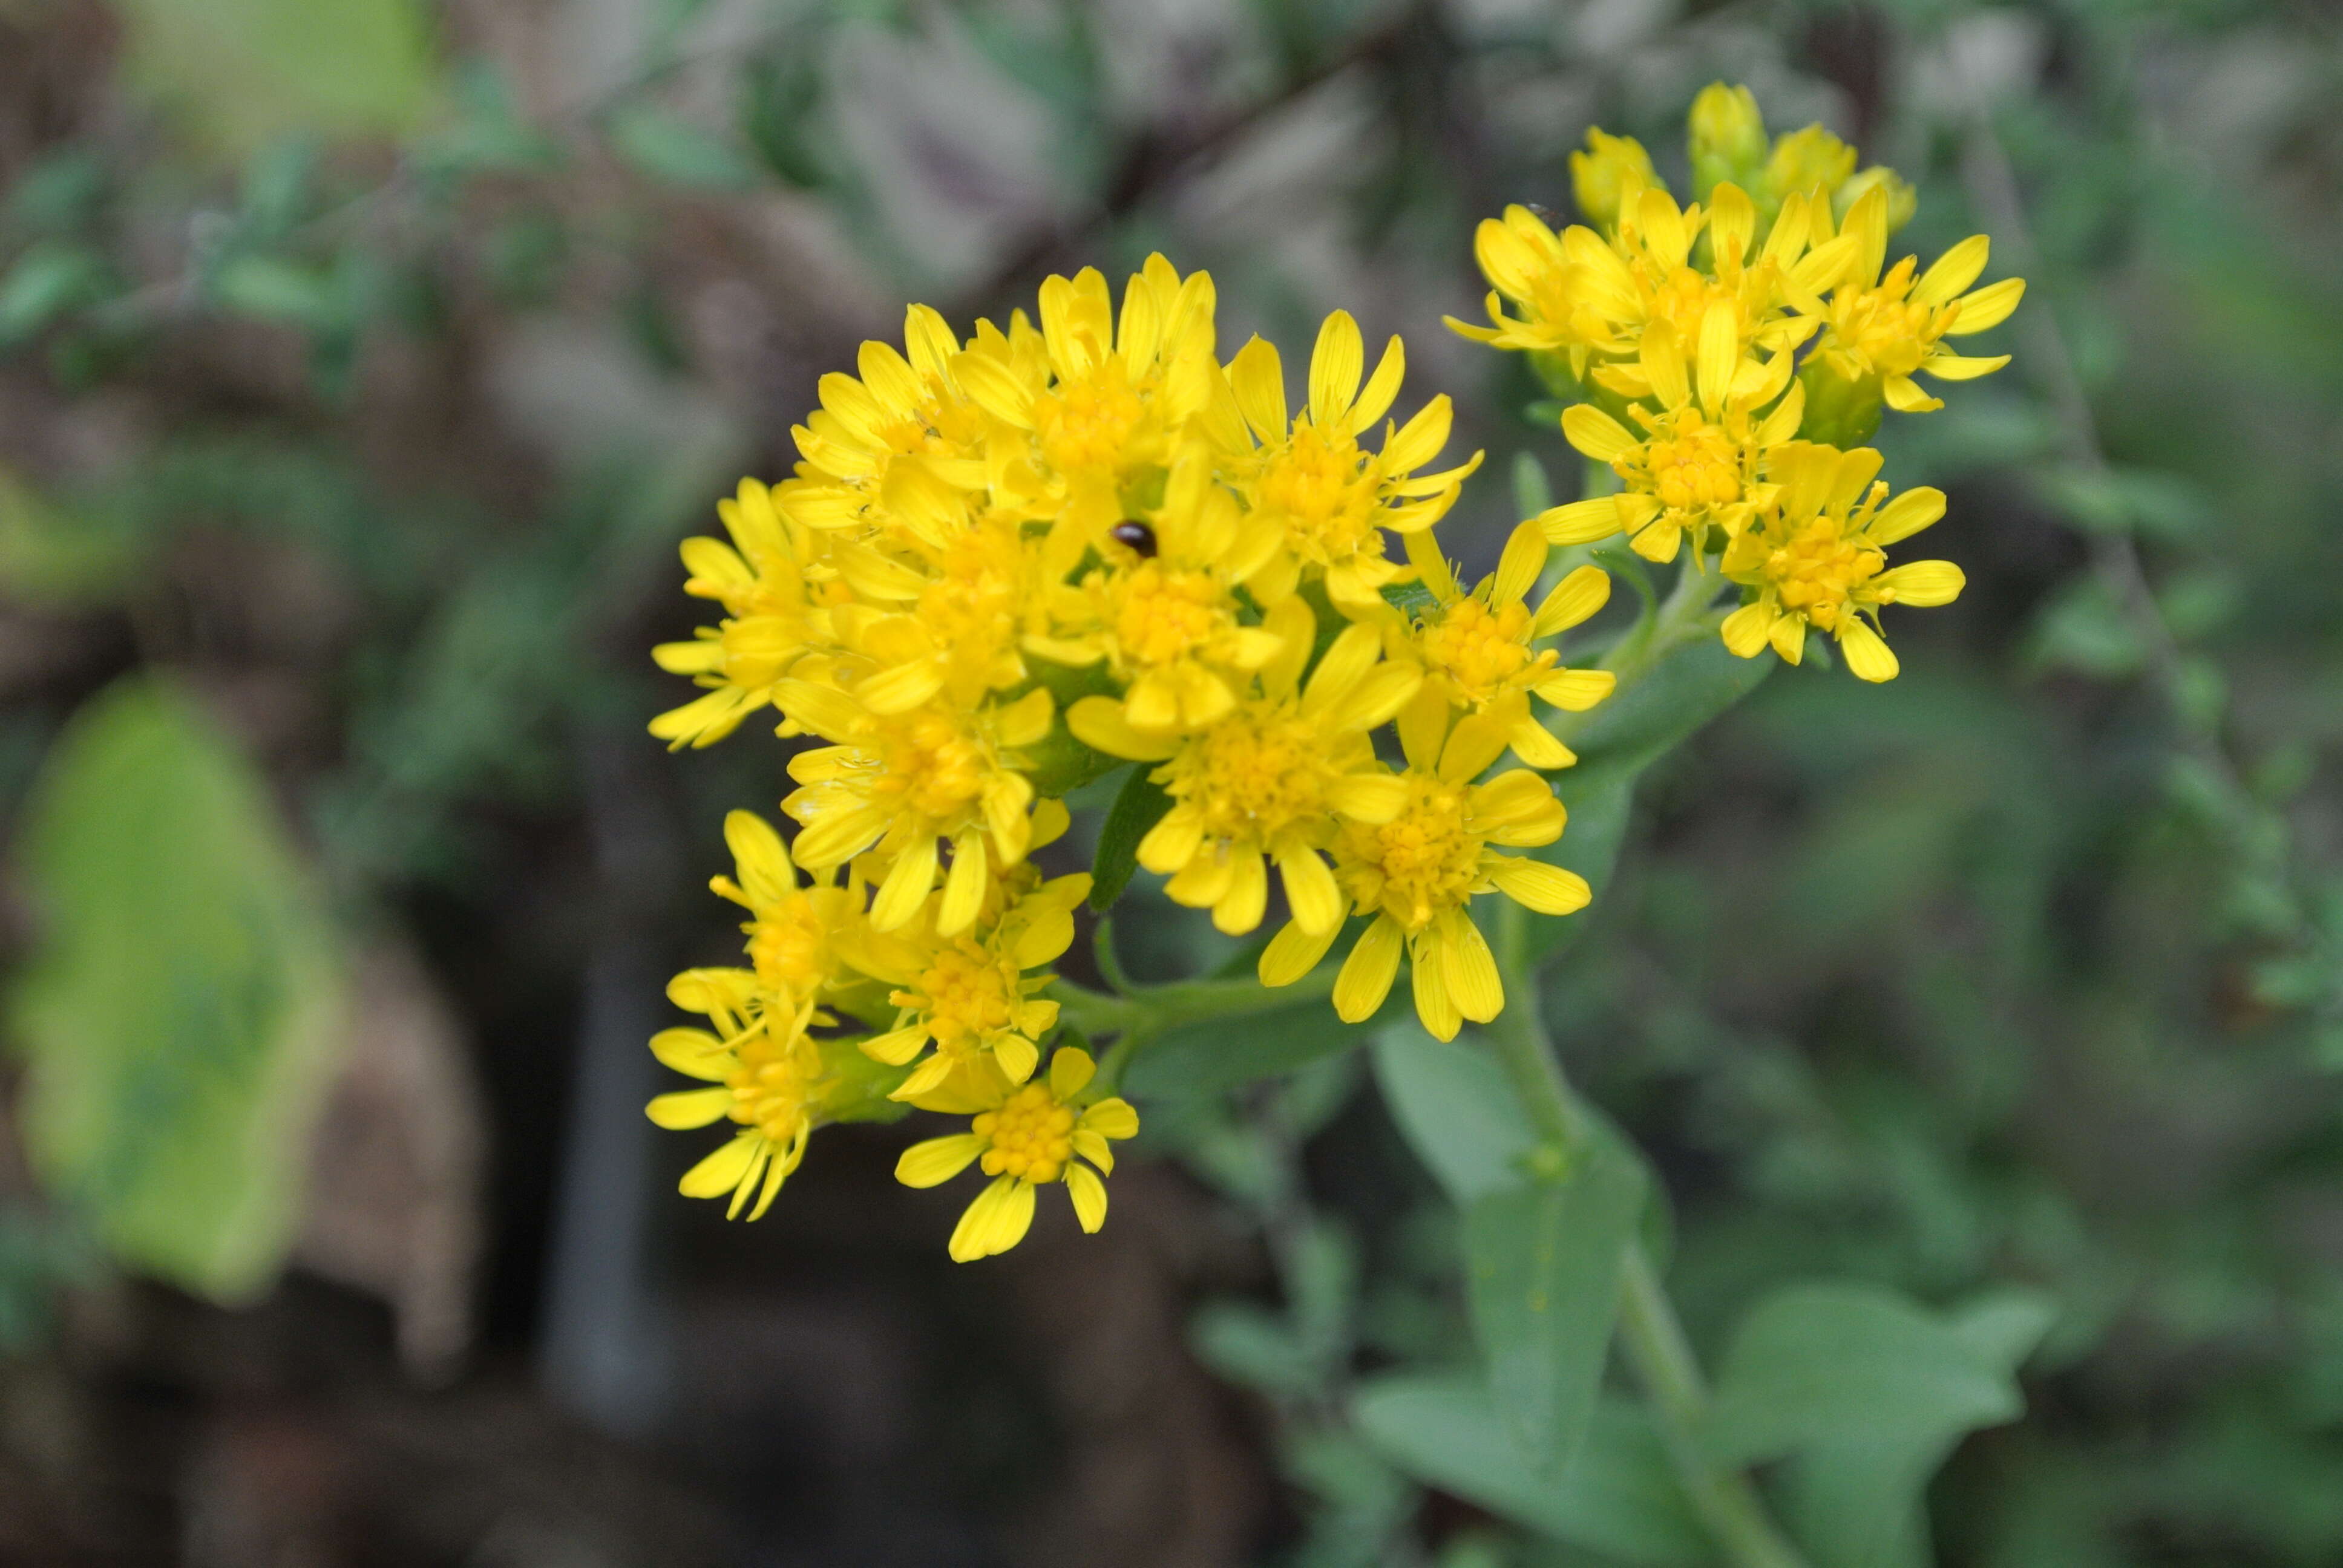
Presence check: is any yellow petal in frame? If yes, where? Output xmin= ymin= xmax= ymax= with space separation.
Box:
xmin=1883 ymin=375 xmax=1942 ymax=413
xmin=1411 ymin=935 xmax=1461 ymax=1042
xmin=1868 ymin=486 xmax=1946 ymax=544
xmin=1050 ymin=1047 xmax=1097 ymax=1099
xmin=1489 ymin=520 xmax=1548 ymax=608
xmin=1309 ymin=310 xmax=1365 ymax=426
xmin=1260 ymin=918 xmax=1341 ymax=987
xmin=1507 ymin=716 xmax=1575 ymax=770
xmin=949 ymin=1175 xmax=1034 ymax=1262
xmin=1874 ymin=560 xmax=1965 ymax=607
xmin=1838 ymin=617 xmax=1900 ymax=682
xmin=870 ymin=834 xmax=939 ymax=932
xmin=1720 ymin=600 xmax=1776 ymax=659
xmin=1441 ymin=912 xmax=1503 ymax=1024
xmin=860 ymin=1025 xmax=929 ymax=1065
xmin=897 ymin=1134 xmax=988 ymax=1189
xmin=680 ymin=1134 xmax=762 ymax=1198
xmin=1769 ymin=615 xmax=1806 ymax=665
xmin=1081 ymin=1096 xmax=1139 ymax=1140
xmin=649 ymin=1027 xmax=729 ymax=1082
xmin=1327 ymin=771 xmax=1408 ymax=824
xmin=1229 ymin=336 xmax=1288 ymax=438
xmin=993 ymin=1032 xmax=1039 ymax=1087
xmin=1067 ymin=696 xmax=1179 ymax=760
xmin=647 ymin=1087 xmax=733 ymax=1129
xmin=937 ymin=834 xmax=989 ymax=937
xmin=1486 ymin=855 xmax=1591 ymax=916
xmin=1066 ymin=1163 xmax=1109 ymax=1233
xmin=1532 ymin=564 xmax=1611 ymax=635
xmin=1944 ymin=277 xmax=2024 ymax=335
xmin=1349 ymin=336 xmax=1406 ymax=434
xmin=1562 ymin=405 xmax=1637 ymax=464
xmin=1921 ymin=353 xmax=2010 ymax=382
xmin=1334 ymin=916 xmax=1404 ymax=1023
xmin=1537 ymin=497 xmax=1625 ymax=546
xmin=1912 ymin=235 xmax=1990 ymax=306
xmin=1533 ymin=668 xmax=1615 ymax=711
xmin=1279 ymin=849 xmax=1345 ymax=936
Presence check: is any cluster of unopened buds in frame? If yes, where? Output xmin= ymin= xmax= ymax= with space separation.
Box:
xmin=645 ymin=83 xmax=2020 ymax=1261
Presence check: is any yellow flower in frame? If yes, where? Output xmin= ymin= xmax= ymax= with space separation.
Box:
xmin=1224 ymin=312 xmax=1482 ymax=612
xmin=649 ymin=479 xmax=844 ymax=749
xmin=823 ymin=511 xmax=1042 ymax=712
xmin=646 ymin=969 xmax=827 ymax=1222
xmin=776 ymin=679 xmax=1054 ymax=934
xmin=706 ymin=809 xmax=853 ymax=1004
xmin=1449 ymin=181 xmax=1855 ymax=388
xmin=844 ymin=871 xmax=1090 ymax=1099
xmin=1403 ymin=520 xmax=1614 ymax=768
xmin=1069 ymin=597 xmax=1421 ymax=936
xmin=1257 ymin=705 xmax=1586 ymax=1042
xmin=1803 ymin=187 xmax=2025 ymax=414
xmin=1719 ymin=442 xmax=1965 ymax=682
xmin=947 ymin=255 xmax=1220 ymax=549
xmin=894 ymin=1047 xmax=1139 ymax=1263
xmin=1026 ymin=443 xmax=1286 ymax=735
xmin=1544 ymin=305 xmax=1806 ymax=562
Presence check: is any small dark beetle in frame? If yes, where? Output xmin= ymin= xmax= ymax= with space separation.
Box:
xmin=1109 ymin=520 xmax=1158 ymax=557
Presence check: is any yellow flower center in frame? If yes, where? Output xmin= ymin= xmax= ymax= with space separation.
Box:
xmin=1035 ymin=365 xmax=1145 ymax=476
xmin=1257 ymin=422 xmax=1385 ymax=564
xmin=1339 ymin=773 xmax=1484 ymax=932
xmin=1645 ymin=265 xmax=1742 ymax=346
xmin=1112 ymin=561 xmax=1225 ymax=668
xmin=1829 ymin=260 xmax=1939 ymax=377
xmin=1166 ymin=705 xmax=1340 ymax=843
xmin=897 ymin=943 xmax=1016 ymax=1048
xmin=747 ymin=901 xmax=830 ymax=997
xmin=974 ymin=1082 xmax=1076 ymax=1185
xmin=1419 ymin=598 xmax=1547 ymax=704
xmin=874 ymin=709 xmax=991 ymax=821
xmin=918 ymin=525 xmax=1024 ymax=677
xmin=1641 ymin=411 xmax=1745 ymax=513
xmin=1757 ymin=516 xmax=1884 ymax=630
xmin=726 ymin=1030 xmax=821 ymax=1144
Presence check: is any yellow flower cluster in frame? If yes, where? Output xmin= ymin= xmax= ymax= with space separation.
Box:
xmin=1452 ymin=83 xmax=2022 ymax=679
xmin=643 ymin=258 xmax=1614 ymax=1257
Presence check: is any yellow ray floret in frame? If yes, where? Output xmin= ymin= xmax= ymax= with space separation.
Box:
xmin=1718 ymin=442 xmax=1964 ymax=682
xmin=647 ymin=968 xmax=829 ymax=1222
xmin=1256 ymin=704 xmax=1585 ymax=1042
xmin=895 ymin=1047 xmax=1139 ymax=1262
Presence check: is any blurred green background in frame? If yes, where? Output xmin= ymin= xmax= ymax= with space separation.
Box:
xmin=0 ymin=0 xmax=2339 ymax=1563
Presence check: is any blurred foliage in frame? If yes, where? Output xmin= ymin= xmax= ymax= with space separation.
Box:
xmin=0 ymin=0 xmax=2335 ymax=1563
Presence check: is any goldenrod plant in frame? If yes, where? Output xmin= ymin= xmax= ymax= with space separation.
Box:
xmin=643 ymin=86 xmax=2043 ymax=1566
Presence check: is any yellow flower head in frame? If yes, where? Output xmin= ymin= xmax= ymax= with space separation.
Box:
xmin=1547 ymin=305 xmax=1807 ymax=563
xmin=842 ymin=867 xmax=1087 ymax=1101
xmin=1403 ymin=520 xmax=1615 ymax=768
xmin=1070 ymin=597 xmax=1422 ymax=937
xmin=705 ymin=809 xmax=855 ymax=1004
xmin=894 ymin=1047 xmax=1139 ymax=1263
xmin=1804 ymin=187 xmax=2025 ymax=414
xmin=1026 ymin=445 xmax=1287 ymax=736
xmin=1225 ymin=311 xmax=1483 ymax=612
xmin=1257 ymin=704 xmax=1586 ymax=1042
xmin=646 ymin=969 xmax=828 ymax=1222
xmin=1719 ymin=442 xmax=1965 ymax=681
xmin=777 ymin=679 xmax=1053 ymax=934
xmin=650 ymin=479 xmax=847 ymax=749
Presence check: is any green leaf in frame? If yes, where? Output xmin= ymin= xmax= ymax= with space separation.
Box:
xmin=606 ymin=105 xmax=759 ymax=191
xmin=7 ymin=678 xmax=349 ymax=1304
xmin=0 ymin=242 xmax=111 ymax=344
xmin=1466 ymin=1134 xmax=1645 ymax=1477
xmin=1192 ymin=1299 xmax=1320 ymax=1397
xmin=1706 ymin=1281 xmax=2037 ymax=1568
xmin=1369 ymin=1022 xmax=1536 ymax=1203
xmin=211 ymin=253 xmax=341 ymax=328
xmin=0 ymin=466 xmax=137 ymax=607
xmin=113 ymin=0 xmax=436 ymax=163
xmin=1564 ymin=633 xmax=1775 ymax=798
xmin=1510 ymin=451 xmax=1554 ymax=518
xmin=1089 ymin=763 xmax=1167 ymax=912
xmin=1352 ymin=1375 xmax=1708 ymax=1566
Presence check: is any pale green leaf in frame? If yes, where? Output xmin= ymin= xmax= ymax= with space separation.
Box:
xmin=1466 ymin=1135 xmax=1645 ymax=1476
xmin=8 ymin=677 xmax=348 ymax=1304
xmin=1352 ymin=1374 xmax=1708 ymax=1566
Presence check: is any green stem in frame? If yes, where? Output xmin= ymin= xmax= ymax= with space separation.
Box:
xmin=1484 ymin=933 xmax=1810 ymax=1568
xmin=1553 ymin=555 xmax=1729 ymax=747
xmin=1047 ymin=964 xmax=1341 ymax=1092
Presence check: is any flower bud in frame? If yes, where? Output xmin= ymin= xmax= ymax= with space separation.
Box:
xmin=1834 ymin=165 xmax=1918 ymax=234
xmin=1688 ymin=83 xmax=1768 ymax=204
xmin=1569 ymin=128 xmax=1657 ymax=232
xmin=1763 ymin=124 xmax=1858 ymax=214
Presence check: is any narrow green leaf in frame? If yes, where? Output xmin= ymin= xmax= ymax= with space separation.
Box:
xmin=0 ymin=243 xmax=110 ymax=343
xmin=7 ymin=677 xmax=348 ymax=1304
xmin=1192 ymin=1299 xmax=1320 ymax=1397
xmin=1352 ymin=1375 xmax=1708 ymax=1566
xmin=1466 ymin=1135 xmax=1645 ymax=1476
xmin=1089 ymin=763 xmax=1167 ymax=912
